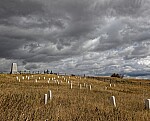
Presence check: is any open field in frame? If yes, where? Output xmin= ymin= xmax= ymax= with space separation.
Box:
xmin=0 ymin=74 xmax=150 ymax=121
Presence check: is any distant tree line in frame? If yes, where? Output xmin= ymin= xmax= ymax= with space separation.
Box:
xmin=111 ymin=73 xmax=124 ymax=78
xmin=44 ymin=70 xmax=53 ymax=74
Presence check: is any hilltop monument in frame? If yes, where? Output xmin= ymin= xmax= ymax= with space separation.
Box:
xmin=10 ymin=63 xmax=18 ymax=74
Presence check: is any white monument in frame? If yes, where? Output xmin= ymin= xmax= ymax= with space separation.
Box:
xmin=10 ymin=63 xmax=18 ymax=74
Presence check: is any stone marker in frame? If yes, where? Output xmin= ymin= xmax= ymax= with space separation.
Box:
xmin=48 ymin=90 xmax=52 ymax=100
xmin=70 ymin=83 xmax=73 ymax=89
xmin=79 ymin=84 xmax=82 ymax=89
xmin=84 ymin=83 xmax=86 ymax=87
xmin=145 ymin=99 xmax=150 ymax=110
xmin=10 ymin=63 xmax=18 ymax=74
xmin=89 ymin=85 xmax=92 ymax=90
xmin=110 ymin=96 xmax=116 ymax=107
xmin=16 ymin=76 xmax=18 ymax=80
xmin=45 ymin=94 xmax=48 ymax=104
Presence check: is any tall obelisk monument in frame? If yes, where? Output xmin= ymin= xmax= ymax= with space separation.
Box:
xmin=10 ymin=63 xmax=18 ymax=74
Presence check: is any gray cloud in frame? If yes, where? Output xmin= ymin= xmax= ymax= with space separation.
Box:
xmin=0 ymin=0 xmax=44 ymax=19
xmin=25 ymin=63 xmax=41 ymax=70
xmin=0 ymin=0 xmax=150 ymax=78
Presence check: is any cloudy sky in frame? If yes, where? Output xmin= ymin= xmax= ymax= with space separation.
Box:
xmin=0 ymin=0 xmax=150 ymax=78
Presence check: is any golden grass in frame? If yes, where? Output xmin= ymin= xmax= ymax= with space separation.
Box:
xmin=0 ymin=74 xmax=150 ymax=121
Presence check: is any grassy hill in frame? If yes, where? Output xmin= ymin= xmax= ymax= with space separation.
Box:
xmin=0 ymin=74 xmax=150 ymax=121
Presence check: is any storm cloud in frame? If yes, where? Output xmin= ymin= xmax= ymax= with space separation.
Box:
xmin=0 ymin=0 xmax=150 ymax=78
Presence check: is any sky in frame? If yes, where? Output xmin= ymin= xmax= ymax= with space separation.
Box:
xmin=0 ymin=0 xmax=150 ymax=78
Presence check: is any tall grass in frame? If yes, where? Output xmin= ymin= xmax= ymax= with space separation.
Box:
xmin=0 ymin=74 xmax=150 ymax=120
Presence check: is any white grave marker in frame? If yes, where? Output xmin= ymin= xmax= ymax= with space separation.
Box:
xmin=84 ymin=83 xmax=86 ymax=87
xmin=16 ymin=76 xmax=18 ymax=80
xmin=110 ymin=96 xmax=116 ymax=107
xmin=79 ymin=84 xmax=82 ymax=89
xmin=48 ymin=90 xmax=52 ymax=100
xmin=145 ymin=99 xmax=150 ymax=110
xmin=86 ymin=84 xmax=88 ymax=88
xmin=44 ymin=94 xmax=48 ymax=104
xmin=70 ymin=83 xmax=73 ymax=89
xmin=89 ymin=85 xmax=92 ymax=90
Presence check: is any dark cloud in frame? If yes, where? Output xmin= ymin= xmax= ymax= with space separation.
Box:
xmin=112 ymin=0 xmax=143 ymax=15
xmin=0 ymin=0 xmax=150 ymax=78
xmin=25 ymin=63 xmax=41 ymax=70
xmin=0 ymin=0 xmax=44 ymax=19
xmin=124 ymin=43 xmax=150 ymax=60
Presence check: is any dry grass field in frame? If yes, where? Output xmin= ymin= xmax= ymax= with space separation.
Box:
xmin=0 ymin=74 xmax=150 ymax=121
